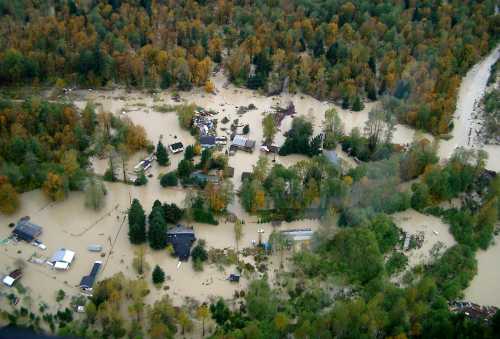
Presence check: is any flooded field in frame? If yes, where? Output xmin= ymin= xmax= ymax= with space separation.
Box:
xmin=0 ymin=187 xmax=321 ymax=310
xmin=393 ymin=209 xmax=456 ymax=269
xmin=2 ymin=45 xmax=499 ymax=315
xmin=465 ymin=237 xmax=500 ymax=307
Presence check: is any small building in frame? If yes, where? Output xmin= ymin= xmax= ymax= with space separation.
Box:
xmin=79 ymin=261 xmax=102 ymax=292
xmin=166 ymin=225 xmax=196 ymax=261
xmin=280 ymin=228 xmax=314 ymax=242
xmin=49 ymin=248 xmax=76 ymax=270
xmin=13 ymin=218 xmax=42 ymax=242
xmin=200 ymin=135 xmax=216 ymax=149
xmin=231 ymin=135 xmax=256 ymax=152
xmin=87 ymin=244 xmax=103 ymax=252
xmin=2 ymin=269 xmax=22 ymax=287
xmin=169 ymin=142 xmax=184 ymax=154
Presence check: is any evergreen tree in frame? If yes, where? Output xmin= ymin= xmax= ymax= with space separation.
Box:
xmin=128 ymin=199 xmax=146 ymax=244
xmin=184 ymin=145 xmax=195 ymax=160
xmin=148 ymin=203 xmax=168 ymax=250
xmin=152 ymin=265 xmax=165 ymax=284
xmin=134 ymin=170 xmax=148 ymax=186
xmin=156 ymin=141 xmax=169 ymax=166
xmin=352 ymin=96 xmax=364 ymax=111
xmin=341 ymin=96 xmax=350 ymax=109
xmin=160 ymin=172 xmax=178 ymax=187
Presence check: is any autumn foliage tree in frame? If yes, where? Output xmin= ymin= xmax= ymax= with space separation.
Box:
xmin=0 ymin=177 xmax=19 ymax=214
xmin=42 ymin=172 xmax=67 ymax=201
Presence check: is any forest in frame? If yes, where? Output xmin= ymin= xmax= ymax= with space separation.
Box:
xmin=0 ymin=97 xmax=149 ymax=213
xmin=0 ymin=0 xmax=499 ymax=134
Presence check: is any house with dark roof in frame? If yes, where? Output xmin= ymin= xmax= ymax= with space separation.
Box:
xmin=200 ymin=135 xmax=216 ymax=149
xmin=169 ymin=142 xmax=184 ymax=154
xmin=13 ymin=218 xmax=42 ymax=242
xmin=166 ymin=225 xmax=196 ymax=261
xmin=79 ymin=261 xmax=102 ymax=292
xmin=189 ymin=171 xmax=220 ymax=185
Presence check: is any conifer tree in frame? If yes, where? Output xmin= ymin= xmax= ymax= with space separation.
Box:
xmin=156 ymin=141 xmax=169 ymax=166
xmin=148 ymin=203 xmax=168 ymax=249
xmin=152 ymin=265 xmax=165 ymax=284
xmin=128 ymin=199 xmax=146 ymax=244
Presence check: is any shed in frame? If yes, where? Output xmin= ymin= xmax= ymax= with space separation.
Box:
xmin=13 ymin=219 xmax=42 ymax=242
xmin=87 ymin=244 xmax=103 ymax=252
xmin=79 ymin=261 xmax=102 ymax=291
xmin=228 ymin=274 xmax=240 ymax=282
xmin=169 ymin=142 xmax=184 ymax=154
xmin=166 ymin=225 xmax=196 ymax=261
xmin=200 ymin=135 xmax=216 ymax=149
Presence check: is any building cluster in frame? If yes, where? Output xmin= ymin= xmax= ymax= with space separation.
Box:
xmin=449 ymin=301 xmax=499 ymax=321
xmin=4 ymin=218 xmax=103 ymax=294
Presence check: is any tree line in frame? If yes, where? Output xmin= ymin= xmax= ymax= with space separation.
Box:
xmin=0 ymin=0 xmax=498 ymax=134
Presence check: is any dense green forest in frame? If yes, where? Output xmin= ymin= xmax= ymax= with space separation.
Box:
xmin=0 ymin=0 xmax=499 ymax=134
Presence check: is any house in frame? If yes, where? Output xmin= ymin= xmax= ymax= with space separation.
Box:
xmin=190 ymin=171 xmax=220 ymax=185
xmin=49 ymin=248 xmax=76 ymax=270
xmin=13 ymin=218 xmax=42 ymax=242
xmin=166 ymin=225 xmax=196 ymax=261
xmin=200 ymin=135 xmax=216 ymax=149
xmin=169 ymin=142 xmax=184 ymax=154
xmin=2 ymin=269 xmax=22 ymax=287
xmin=231 ymin=135 xmax=256 ymax=152
xmin=79 ymin=261 xmax=102 ymax=292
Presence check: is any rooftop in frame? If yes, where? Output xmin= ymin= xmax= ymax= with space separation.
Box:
xmin=50 ymin=248 xmax=75 ymax=264
xmin=170 ymin=142 xmax=184 ymax=150
xmin=13 ymin=219 xmax=42 ymax=242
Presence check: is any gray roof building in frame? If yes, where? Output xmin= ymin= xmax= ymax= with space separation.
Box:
xmin=13 ymin=219 xmax=42 ymax=242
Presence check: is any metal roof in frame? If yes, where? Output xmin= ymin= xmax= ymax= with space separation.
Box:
xmin=13 ymin=219 xmax=42 ymax=241
xmin=50 ymin=249 xmax=75 ymax=264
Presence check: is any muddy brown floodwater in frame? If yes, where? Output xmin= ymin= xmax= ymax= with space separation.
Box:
xmin=1 ymin=48 xmax=498 ymax=316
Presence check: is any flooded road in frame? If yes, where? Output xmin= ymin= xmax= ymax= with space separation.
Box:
xmin=438 ymin=45 xmax=500 ymax=171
